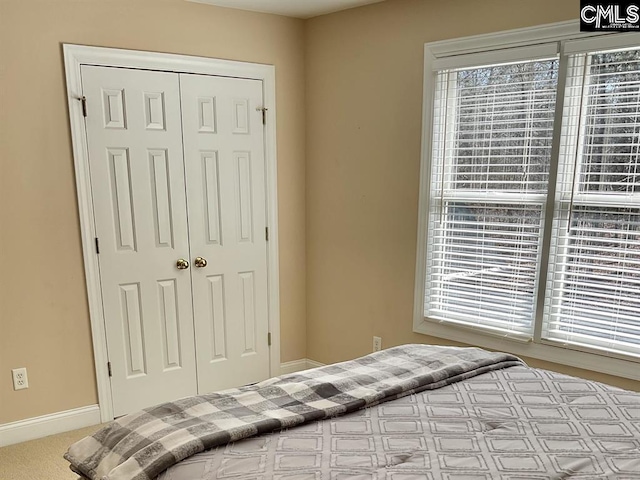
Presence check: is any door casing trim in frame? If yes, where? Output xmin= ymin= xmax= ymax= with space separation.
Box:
xmin=63 ymin=44 xmax=281 ymax=423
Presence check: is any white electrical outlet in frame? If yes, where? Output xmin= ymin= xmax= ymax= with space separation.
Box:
xmin=12 ymin=367 xmax=28 ymax=390
xmin=373 ymin=336 xmax=382 ymax=352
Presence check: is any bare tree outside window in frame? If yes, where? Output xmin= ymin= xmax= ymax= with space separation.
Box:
xmin=426 ymin=45 xmax=640 ymax=356
xmin=427 ymin=58 xmax=558 ymax=335
xmin=549 ymin=50 xmax=640 ymax=351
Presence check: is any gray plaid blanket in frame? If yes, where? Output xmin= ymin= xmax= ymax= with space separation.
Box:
xmin=64 ymin=344 xmax=524 ymax=480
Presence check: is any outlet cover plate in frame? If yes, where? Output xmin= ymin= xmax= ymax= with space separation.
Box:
xmin=12 ymin=367 xmax=28 ymax=390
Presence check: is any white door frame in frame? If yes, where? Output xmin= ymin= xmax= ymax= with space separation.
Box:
xmin=63 ymin=44 xmax=281 ymax=423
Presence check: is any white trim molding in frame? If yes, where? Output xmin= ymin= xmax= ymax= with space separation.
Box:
xmin=279 ymin=359 xmax=309 ymax=375
xmin=427 ymin=20 xmax=596 ymax=58
xmin=63 ymin=44 xmax=281 ymax=423
xmin=0 ymin=405 xmax=101 ymax=447
xmin=305 ymin=359 xmax=326 ymax=369
xmin=280 ymin=359 xmax=326 ymax=375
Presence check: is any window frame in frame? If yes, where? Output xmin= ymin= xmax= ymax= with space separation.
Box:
xmin=426 ymin=50 xmax=559 ymax=339
xmin=414 ymin=20 xmax=640 ymax=381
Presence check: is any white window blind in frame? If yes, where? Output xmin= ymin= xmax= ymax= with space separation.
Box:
xmin=426 ymin=56 xmax=559 ymax=337
xmin=544 ymin=46 xmax=640 ymax=357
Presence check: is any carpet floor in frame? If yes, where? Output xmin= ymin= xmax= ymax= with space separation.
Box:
xmin=0 ymin=424 xmax=103 ymax=480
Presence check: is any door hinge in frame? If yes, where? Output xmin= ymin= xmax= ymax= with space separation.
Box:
xmin=267 ymin=332 xmax=272 ymax=346
xmin=256 ymin=106 xmax=268 ymax=125
xmin=265 ymin=227 xmax=269 ymax=241
xmin=81 ymin=96 xmax=87 ymax=117
xmin=95 ymin=237 xmax=100 ymax=254
xmin=107 ymin=362 xmax=112 ymax=377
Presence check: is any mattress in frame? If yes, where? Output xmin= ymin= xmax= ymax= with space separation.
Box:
xmin=66 ymin=345 xmax=523 ymax=480
xmin=159 ymin=365 xmax=640 ymax=479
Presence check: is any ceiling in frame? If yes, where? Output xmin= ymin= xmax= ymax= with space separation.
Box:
xmin=187 ymin=0 xmax=386 ymax=19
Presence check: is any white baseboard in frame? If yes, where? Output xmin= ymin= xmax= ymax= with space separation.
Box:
xmin=280 ymin=359 xmax=310 ymax=374
xmin=305 ymin=359 xmax=325 ymax=369
xmin=0 ymin=404 xmax=101 ymax=447
xmin=280 ymin=359 xmax=326 ymax=375
xmin=1 ymin=362 xmax=330 ymax=448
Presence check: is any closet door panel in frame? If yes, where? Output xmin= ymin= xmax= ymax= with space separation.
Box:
xmin=82 ymin=65 xmax=197 ymax=416
xmin=180 ymin=73 xmax=270 ymax=393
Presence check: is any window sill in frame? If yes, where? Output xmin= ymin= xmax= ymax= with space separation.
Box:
xmin=414 ymin=317 xmax=640 ymax=382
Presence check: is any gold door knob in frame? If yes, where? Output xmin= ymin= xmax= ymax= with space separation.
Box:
xmin=194 ymin=256 xmax=208 ymax=268
xmin=176 ymin=258 xmax=190 ymax=270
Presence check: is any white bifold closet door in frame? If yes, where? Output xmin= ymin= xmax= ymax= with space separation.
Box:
xmin=180 ymin=74 xmax=270 ymax=394
xmin=81 ymin=65 xmax=270 ymax=417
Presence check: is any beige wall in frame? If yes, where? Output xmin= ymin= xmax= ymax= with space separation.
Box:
xmin=1 ymin=0 xmax=638 ymax=427
xmin=0 ymin=0 xmax=306 ymax=424
xmin=304 ymin=0 xmax=639 ymax=392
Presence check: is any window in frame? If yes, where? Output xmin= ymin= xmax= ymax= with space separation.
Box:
xmin=545 ymin=46 xmax=640 ymax=357
xmin=428 ymin=54 xmax=558 ymax=338
xmin=416 ymin=25 xmax=640 ymax=375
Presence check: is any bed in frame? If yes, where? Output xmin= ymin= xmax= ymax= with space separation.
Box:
xmin=65 ymin=345 xmax=640 ymax=479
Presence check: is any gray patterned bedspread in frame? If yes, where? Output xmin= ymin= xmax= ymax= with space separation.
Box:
xmin=65 ymin=345 xmax=522 ymax=480
xmin=159 ymin=365 xmax=640 ymax=479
